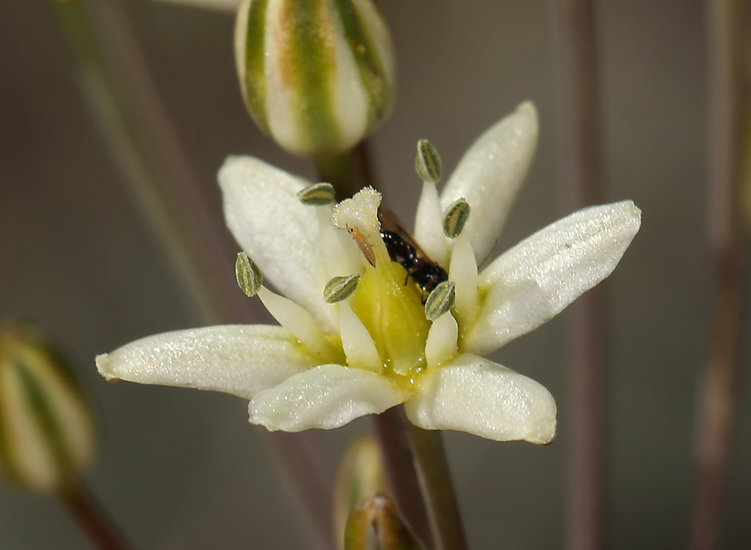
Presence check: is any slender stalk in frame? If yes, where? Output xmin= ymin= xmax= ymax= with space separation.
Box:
xmin=48 ymin=1 xmax=335 ymax=547
xmin=59 ymin=483 xmax=133 ymax=550
xmin=404 ymin=423 xmax=467 ymax=550
xmin=315 ymin=152 xmax=357 ymax=200
xmin=689 ymin=1 xmax=747 ymax=549
xmin=552 ymin=1 xmax=608 ymax=549
xmin=372 ymin=408 xmax=433 ymax=549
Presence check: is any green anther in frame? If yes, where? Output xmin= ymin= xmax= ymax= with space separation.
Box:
xmin=414 ymin=139 xmax=442 ymax=183
xmin=324 ymin=274 xmax=360 ymax=303
xmin=424 ymin=280 xmax=455 ymax=321
xmin=235 ymin=252 xmax=263 ymax=297
xmin=443 ymin=198 xmax=471 ymax=238
xmin=297 ymin=182 xmax=336 ymax=205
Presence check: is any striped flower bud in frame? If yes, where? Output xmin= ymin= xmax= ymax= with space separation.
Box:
xmin=0 ymin=325 xmax=96 ymax=491
xmin=344 ymin=493 xmax=424 ymax=550
xmin=235 ymin=0 xmax=395 ymax=156
xmin=333 ymin=435 xmax=389 ymax=547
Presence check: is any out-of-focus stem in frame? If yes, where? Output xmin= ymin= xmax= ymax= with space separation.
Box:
xmin=373 ymin=409 xmax=467 ymax=550
xmin=315 ymin=153 xmax=356 ymax=200
xmin=372 ymin=408 xmax=433 ymax=548
xmin=48 ymin=1 xmax=334 ymax=547
xmin=405 ymin=423 xmax=467 ymax=550
xmin=552 ymin=1 xmax=608 ymax=549
xmin=59 ymin=483 xmax=133 ymax=550
xmin=689 ymin=1 xmax=747 ymax=549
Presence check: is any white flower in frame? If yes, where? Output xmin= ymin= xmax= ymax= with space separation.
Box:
xmin=96 ymin=102 xmax=641 ymax=444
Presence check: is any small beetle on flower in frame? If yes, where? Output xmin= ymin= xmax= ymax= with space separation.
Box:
xmin=96 ymin=103 xmax=641 ymax=444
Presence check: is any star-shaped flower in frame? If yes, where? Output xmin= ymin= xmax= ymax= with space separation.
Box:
xmin=96 ymin=102 xmax=640 ymax=444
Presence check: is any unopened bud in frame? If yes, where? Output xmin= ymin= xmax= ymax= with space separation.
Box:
xmin=0 ymin=324 xmax=96 ymax=491
xmin=235 ymin=0 xmax=395 ymax=156
xmin=344 ymin=493 xmax=424 ymax=550
xmin=333 ymin=435 xmax=389 ymax=546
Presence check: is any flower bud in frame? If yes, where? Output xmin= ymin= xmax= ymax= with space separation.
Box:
xmin=344 ymin=493 xmax=424 ymax=550
xmin=333 ymin=435 xmax=389 ymax=548
xmin=235 ymin=0 xmax=395 ymax=156
xmin=0 ymin=324 xmax=96 ymax=491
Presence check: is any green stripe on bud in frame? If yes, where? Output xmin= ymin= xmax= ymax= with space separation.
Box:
xmin=324 ymin=274 xmax=360 ymax=303
xmin=442 ymin=198 xmax=471 ymax=238
xmin=344 ymin=493 xmax=424 ymax=550
xmin=235 ymin=0 xmax=395 ymax=156
xmin=415 ymin=139 xmax=442 ymax=183
xmin=298 ymin=182 xmax=336 ymax=205
xmin=0 ymin=325 xmax=96 ymax=491
xmin=424 ymin=280 xmax=455 ymax=321
xmin=235 ymin=252 xmax=263 ymax=297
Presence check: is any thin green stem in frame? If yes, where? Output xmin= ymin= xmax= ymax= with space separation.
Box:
xmin=372 ymin=408 xmax=433 ymax=549
xmin=59 ymin=482 xmax=133 ymax=550
xmin=404 ymin=422 xmax=467 ymax=550
xmin=315 ymin=152 xmax=357 ymax=200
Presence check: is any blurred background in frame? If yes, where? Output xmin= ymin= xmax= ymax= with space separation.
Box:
xmin=1 ymin=0 xmax=749 ymax=548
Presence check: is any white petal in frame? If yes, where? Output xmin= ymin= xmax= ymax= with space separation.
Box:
xmin=448 ymin=233 xmax=478 ymax=326
xmin=96 ymin=325 xmax=315 ymax=400
xmin=425 ymin=312 xmax=458 ymax=368
xmin=464 ymin=201 xmax=642 ymax=356
xmin=219 ymin=156 xmax=337 ymax=330
xmin=405 ymin=353 xmax=556 ymax=444
xmin=258 ymin=288 xmax=334 ymax=360
xmin=338 ymin=302 xmax=382 ymax=373
xmin=249 ymin=365 xmax=407 ymax=431
xmin=441 ymin=102 xmax=539 ymax=263
xmin=414 ymin=181 xmax=449 ymax=266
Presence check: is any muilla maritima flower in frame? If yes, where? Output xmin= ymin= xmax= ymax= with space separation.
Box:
xmin=96 ymin=103 xmax=641 ymax=444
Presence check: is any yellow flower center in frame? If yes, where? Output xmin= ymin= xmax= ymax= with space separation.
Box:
xmin=349 ymin=243 xmax=431 ymax=382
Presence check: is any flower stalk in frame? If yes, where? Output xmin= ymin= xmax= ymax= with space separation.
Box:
xmin=404 ymin=423 xmax=467 ymax=550
xmin=59 ymin=484 xmax=133 ymax=550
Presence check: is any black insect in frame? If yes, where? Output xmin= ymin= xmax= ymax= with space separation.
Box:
xmin=378 ymin=206 xmax=448 ymax=294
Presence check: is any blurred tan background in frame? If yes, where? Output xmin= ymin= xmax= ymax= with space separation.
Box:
xmin=1 ymin=0 xmax=750 ymax=548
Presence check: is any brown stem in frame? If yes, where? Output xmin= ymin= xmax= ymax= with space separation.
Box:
xmin=372 ymin=408 xmax=433 ymax=549
xmin=689 ymin=1 xmax=747 ymax=549
xmin=552 ymin=1 xmax=608 ymax=549
xmin=59 ymin=483 xmax=133 ymax=550
xmin=404 ymin=423 xmax=467 ymax=550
